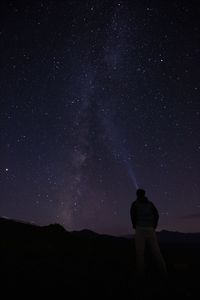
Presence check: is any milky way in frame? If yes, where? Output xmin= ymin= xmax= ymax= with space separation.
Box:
xmin=1 ymin=1 xmax=200 ymax=234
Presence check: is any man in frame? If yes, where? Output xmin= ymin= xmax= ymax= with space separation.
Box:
xmin=130 ymin=188 xmax=167 ymax=280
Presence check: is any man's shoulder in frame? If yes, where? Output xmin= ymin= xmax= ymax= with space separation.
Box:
xmin=148 ymin=201 xmax=156 ymax=207
xmin=131 ymin=200 xmax=138 ymax=205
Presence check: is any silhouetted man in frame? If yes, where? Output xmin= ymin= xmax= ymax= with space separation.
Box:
xmin=130 ymin=188 xmax=167 ymax=280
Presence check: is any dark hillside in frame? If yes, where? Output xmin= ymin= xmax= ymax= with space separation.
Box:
xmin=0 ymin=217 xmax=199 ymax=298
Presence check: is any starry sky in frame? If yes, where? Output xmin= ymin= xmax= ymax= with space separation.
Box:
xmin=1 ymin=1 xmax=200 ymax=235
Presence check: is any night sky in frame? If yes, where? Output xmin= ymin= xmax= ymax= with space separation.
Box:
xmin=1 ymin=1 xmax=200 ymax=235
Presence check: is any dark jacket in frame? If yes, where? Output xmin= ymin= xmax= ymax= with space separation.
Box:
xmin=130 ymin=197 xmax=159 ymax=229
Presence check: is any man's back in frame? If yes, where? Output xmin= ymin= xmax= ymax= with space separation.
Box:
xmin=130 ymin=194 xmax=159 ymax=229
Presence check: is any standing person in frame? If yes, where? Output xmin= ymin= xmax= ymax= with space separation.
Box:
xmin=130 ymin=188 xmax=167 ymax=280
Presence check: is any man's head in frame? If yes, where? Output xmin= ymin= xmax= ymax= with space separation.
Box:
xmin=136 ymin=188 xmax=146 ymax=198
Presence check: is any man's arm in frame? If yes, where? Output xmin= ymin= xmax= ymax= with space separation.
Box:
xmin=130 ymin=202 xmax=137 ymax=229
xmin=151 ymin=203 xmax=159 ymax=228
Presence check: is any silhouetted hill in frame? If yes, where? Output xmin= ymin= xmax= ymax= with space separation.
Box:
xmin=0 ymin=217 xmax=199 ymax=298
xmin=123 ymin=230 xmax=200 ymax=244
xmin=157 ymin=230 xmax=200 ymax=243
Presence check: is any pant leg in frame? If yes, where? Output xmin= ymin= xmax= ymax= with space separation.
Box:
xmin=135 ymin=228 xmax=146 ymax=279
xmin=146 ymin=229 xmax=167 ymax=278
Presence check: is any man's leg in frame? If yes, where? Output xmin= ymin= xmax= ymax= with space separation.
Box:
xmin=147 ymin=230 xmax=167 ymax=278
xmin=135 ymin=228 xmax=146 ymax=280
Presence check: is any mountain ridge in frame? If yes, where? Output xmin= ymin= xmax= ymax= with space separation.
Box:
xmin=1 ymin=216 xmax=200 ymax=244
